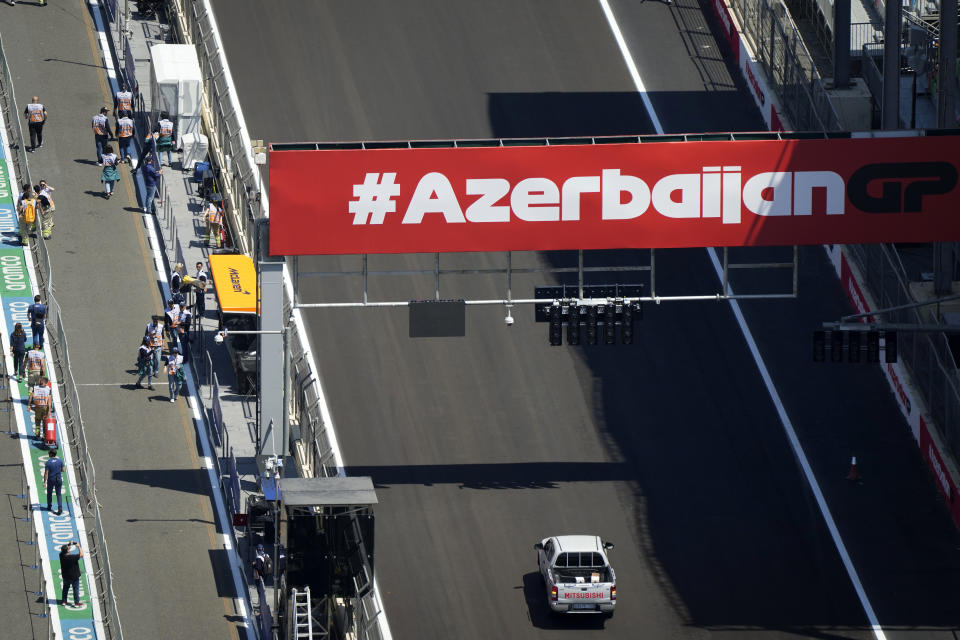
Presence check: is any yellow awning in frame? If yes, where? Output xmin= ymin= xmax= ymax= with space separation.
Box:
xmin=209 ymin=254 xmax=259 ymax=314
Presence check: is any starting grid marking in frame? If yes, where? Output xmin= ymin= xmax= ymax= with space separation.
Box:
xmin=0 ymin=81 xmax=105 ymax=640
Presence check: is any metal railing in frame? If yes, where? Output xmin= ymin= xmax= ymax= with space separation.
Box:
xmin=3 ymin=21 xmax=122 ymax=640
xmin=166 ymin=0 xmax=261 ymax=256
xmin=730 ymin=0 xmax=843 ymax=130
xmin=845 ymin=244 xmax=960 ymax=461
xmin=0 ymin=28 xmax=32 ymax=191
xmin=32 ymin=231 xmax=124 ymax=640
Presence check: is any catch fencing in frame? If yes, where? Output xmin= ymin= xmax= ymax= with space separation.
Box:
xmin=33 ymin=230 xmax=125 ymax=640
xmin=167 ymin=0 xmax=262 ymax=257
xmin=845 ymin=244 xmax=960 ymax=459
xmin=729 ymin=0 xmax=843 ymax=131
xmin=2 ymin=22 xmax=124 ymax=640
xmin=154 ymin=1 xmax=387 ymax=628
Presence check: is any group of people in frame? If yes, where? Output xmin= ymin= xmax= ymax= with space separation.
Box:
xmin=8 ymin=296 xmax=52 ymax=437
xmin=90 ymin=84 xmax=176 ymax=203
xmin=136 ymin=261 xmax=207 ymax=402
xmin=15 ymin=179 xmax=56 ymax=242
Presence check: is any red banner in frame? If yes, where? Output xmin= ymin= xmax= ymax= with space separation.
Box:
xmin=269 ymin=136 xmax=960 ymax=256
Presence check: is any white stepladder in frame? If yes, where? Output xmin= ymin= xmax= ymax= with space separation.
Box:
xmin=289 ymin=587 xmax=312 ymax=640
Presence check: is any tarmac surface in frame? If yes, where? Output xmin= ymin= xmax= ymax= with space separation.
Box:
xmin=209 ymin=1 xmax=960 ymax=639
xmin=0 ymin=1 xmax=958 ymax=639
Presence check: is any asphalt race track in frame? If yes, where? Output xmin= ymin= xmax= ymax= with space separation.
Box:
xmin=211 ymin=1 xmax=960 ymax=638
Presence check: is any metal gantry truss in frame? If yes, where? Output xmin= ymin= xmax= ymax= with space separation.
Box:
xmin=293 ymin=246 xmax=799 ymax=311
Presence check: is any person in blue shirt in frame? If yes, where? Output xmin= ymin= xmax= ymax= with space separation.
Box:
xmin=28 ymin=295 xmax=46 ymax=350
xmin=43 ymin=449 xmax=64 ymax=514
xmin=141 ymin=155 xmax=162 ymax=214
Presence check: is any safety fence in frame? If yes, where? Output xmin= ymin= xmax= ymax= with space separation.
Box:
xmin=136 ymin=2 xmax=388 ymax=636
xmin=1 ymin=20 xmax=123 ymax=640
xmin=0 ymin=28 xmax=32 ymax=192
xmin=729 ymin=0 xmax=843 ymax=131
xmin=167 ymin=0 xmax=261 ymax=257
xmin=32 ymin=232 xmax=124 ymax=640
xmin=153 ymin=165 xmax=261 ymax=637
xmin=13 ymin=461 xmax=53 ymax=640
xmin=845 ymin=244 xmax=960 ymax=459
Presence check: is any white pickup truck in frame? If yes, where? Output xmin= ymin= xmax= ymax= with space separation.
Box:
xmin=534 ymin=535 xmax=616 ymax=615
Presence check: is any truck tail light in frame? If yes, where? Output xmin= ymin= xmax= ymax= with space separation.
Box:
xmin=610 ymin=585 xmax=616 ymax=601
xmin=551 ymin=586 xmax=558 ymax=602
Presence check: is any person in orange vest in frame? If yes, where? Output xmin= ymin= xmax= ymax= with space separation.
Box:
xmin=154 ymin=111 xmax=175 ymax=167
xmin=28 ymin=376 xmax=52 ymax=438
xmin=25 ymin=342 xmax=46 ymax=387
xmin=117 ymin=114 xmax=135 ymax=163
xmin=205 ymin=197 xmax=224 ymax=248
xmin=92 ymin=107 xmax=113 ymax=165
xmin=23 ymin=96 xmax=47 ymax=152
xmin=114 ymin=83 xmax=133 ymax=120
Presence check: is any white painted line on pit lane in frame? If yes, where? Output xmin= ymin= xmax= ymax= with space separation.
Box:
xmin=597 ymin=0 xmax=665 ymax=135
xmin=598 ymin=2 xmax=886 ymax=638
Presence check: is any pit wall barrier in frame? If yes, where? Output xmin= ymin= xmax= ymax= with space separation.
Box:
xmin=825 ymin=244 xmax=960 ymax=529
xmin=708 ymin=0 xmax=960 ymax=529
xmin=710 ymin=0 xmax=787 ymax=131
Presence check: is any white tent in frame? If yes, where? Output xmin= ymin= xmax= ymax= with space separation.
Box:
xmin=150 ymin=44 xmax=203 ymax=147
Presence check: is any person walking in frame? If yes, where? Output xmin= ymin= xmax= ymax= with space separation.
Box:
xmin=191 ymin=261 xmax=207 ymax=318
xmin=114 ymin=83 xmax=133 ymax=120
xmin=42 ymin=449 xmax=63 ymax=514
xmin=177 ymin=305 xmax=192 ymax=362
xmin=29 ymin=375 xmax=52 ymax=438
xmin=135 ymin=336 xmax=155 ymax=390
xmin=164 ymin=298 xmax=181 ymax=351
xmin=92 ymin=107 xmax=113 ymax=165
xmin=204 ymin=197 xmax=224 ymax=248
xmin=23 ymin=96 xmax=47 ymax=151
xmin=9 ymin=323 xmax=27 ymax=382
xmin=166 ymin=347 xmax=184 ymax=402
xmin=154 ymin=112 xmax=176 ymax=167
xmin=145 ymin=315 xmax=164 ymax=373
xmin=141 ymin=156 xmax=161 ymax=213
xmin=17 ymin=186 xmax=38 ymax=245
xmin=116 ymin=114 xmax=134 ymax=163
xmin=25 ymin=343 xmax=45 ymax=387
xmin=37 ymin=181 xmax=55 ymax=239
xmin=100 ymin=145 xmax=120 ymax=198
xmin=28 ymin=295 xmax=47 ymax=349
xmin=59 ymin=540 xmax=83 ymax=607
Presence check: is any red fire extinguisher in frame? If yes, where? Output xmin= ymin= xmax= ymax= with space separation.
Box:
xmin=43 ymin=413 xmax=57 ymax=450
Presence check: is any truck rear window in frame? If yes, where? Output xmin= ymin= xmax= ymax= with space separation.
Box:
xmin=555 ymin=552 xmax=604 ymax=568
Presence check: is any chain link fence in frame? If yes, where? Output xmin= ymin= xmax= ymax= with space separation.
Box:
xmin=729 ymin=0 xmax=843 ymax=130
xmin=846 ymin=244 xmax=960 ymax=461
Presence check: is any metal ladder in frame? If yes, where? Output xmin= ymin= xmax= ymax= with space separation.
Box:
xmin=290 ymin=587 xmax=313 ymax=640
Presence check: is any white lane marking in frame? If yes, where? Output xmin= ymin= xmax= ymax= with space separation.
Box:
xmin=597 ymin=0 xmax=665 ymax=135
xmin=599 ymin=2 xmax=886 ymax=638
xmin=705 ymin=249 xmax=886 ymax=638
